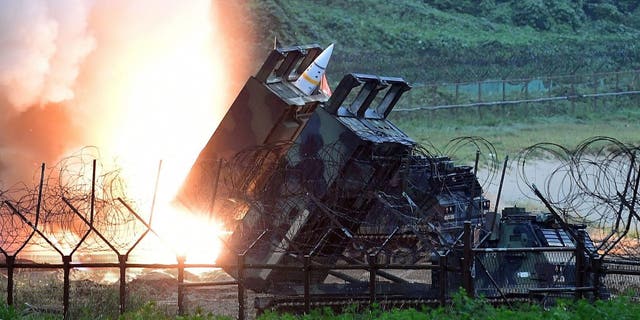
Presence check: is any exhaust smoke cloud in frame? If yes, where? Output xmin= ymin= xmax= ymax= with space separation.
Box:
xmin=0 ymin=0 xmax=255 ymax=189
xmin=0 ymin=0 xmax=255 ymax=263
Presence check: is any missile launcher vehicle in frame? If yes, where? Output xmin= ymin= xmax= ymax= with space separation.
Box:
xmin=178 ymin=43 xmax=606 ymax=309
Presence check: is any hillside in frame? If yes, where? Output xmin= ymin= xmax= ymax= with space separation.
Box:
xmin=248 ymin=0 xmax=640 ymax=83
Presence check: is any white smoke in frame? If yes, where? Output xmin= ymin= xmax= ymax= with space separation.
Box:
xmin=0 ymin=0 xmax=255 ymax=186
xmin=0 ymin=0 xmax=95 ymax=111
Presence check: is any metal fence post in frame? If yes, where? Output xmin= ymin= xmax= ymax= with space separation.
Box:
xmin=523 ymin=79 xmax=529 ymax=116
xmin=304 ymin=255 xmax=311 ymax=313
xmin=593 ymin=75 xmax=598 ymax=111
xmin=477 ymin=82 xmax=483 ymax=121
xmin=631 ymin=69 xmax=640 ymax=101
xmin=177 ymin=255 xmax=186 ymax=315
xmin=369 ymin=254 xmax=377 ymax=305
xmin=6 ymin=255 xmax=15 ymax=306
xmin=592 ymin=257 xmax=603 ymax=299
xmin=238 ymin=254 xmax=245 ymax=320
xmin=439 ymin=253 xmax=447 ymax=306
xmin=571 ymin=73 xmax=576 ymax=114
xmin=462 ymin=221 xmax=474 ymax=298
xmin=62 ymin=255 xmax=71 ymax=319
xmin=502 ymin=78 xmax=507 ymax=115
xmin=119 ymin=254 xmax=127 ymax=315
xmin=575 ymin=240 xmax=585 ymax=300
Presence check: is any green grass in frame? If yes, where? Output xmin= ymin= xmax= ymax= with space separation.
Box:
xmin=4 ymin=291 xmax=640 ymax=319
xmin=390 ymin=100 xmax=640 ymax=162
xmin=249 ymin=0 xmax=640 ymax=82
xmin=0 ymin=302 xmax=232 ymax=320
xmin=256 ymin=291 xmax=640 ymax=320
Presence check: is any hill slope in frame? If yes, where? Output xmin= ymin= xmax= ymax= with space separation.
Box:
xmin=249 ymin=0 xmax=640 ymax=82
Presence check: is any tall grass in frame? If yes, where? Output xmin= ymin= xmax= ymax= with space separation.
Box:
xmin=257 ymin=291 xmax=640 ymax=320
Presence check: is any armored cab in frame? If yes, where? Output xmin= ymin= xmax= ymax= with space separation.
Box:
xmin=474 ymin=207 xmax=600 ymax=297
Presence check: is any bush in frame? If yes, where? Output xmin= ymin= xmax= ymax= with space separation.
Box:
xmin=512 ymin=0 xmax=551 ymax=30
xmin=585 ymin=3 xmax=623 ymax=21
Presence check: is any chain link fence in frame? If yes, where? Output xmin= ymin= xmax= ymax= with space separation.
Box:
xmin=395 ymin=70 xmax=640 ymax=113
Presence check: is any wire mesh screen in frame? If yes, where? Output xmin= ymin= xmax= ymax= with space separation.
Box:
xmin=474 ymin=250 xmax=577 ymax=296
xmin=601 ymin=261 xmax=640 ymax=296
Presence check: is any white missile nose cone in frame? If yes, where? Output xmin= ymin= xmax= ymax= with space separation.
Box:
xmin=293 ymin=44 xmax=335 ymax=95
xmin=314 ymin=43 xmax=334 ymax=69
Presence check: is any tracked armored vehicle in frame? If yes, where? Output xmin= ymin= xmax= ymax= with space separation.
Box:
xmin=178 ymin=43 xmax=606 ymax=310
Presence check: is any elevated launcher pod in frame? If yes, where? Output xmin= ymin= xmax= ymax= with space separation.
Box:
xmin=179 ymin=44 xmax=488 ymax=294
xmin=217 ymin=73 xmax=414 ymax=291
xmin=177 ymin=44 xmax=329 ymax=222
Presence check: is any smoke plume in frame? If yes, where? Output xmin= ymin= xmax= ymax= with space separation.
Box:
xmin=0 ymin=0 xmax=255 ymax=187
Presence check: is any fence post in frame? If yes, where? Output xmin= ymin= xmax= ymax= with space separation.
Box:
xmin=547 ymin=76 xmax=553 ymax=115
xmin=6 ymin=255 xmax=15 ymax=306
xmin=523 ymin=79 xmax=530 ymax=116
xmin=614 ymin=71 xmax=620 ymax=111
xmin=592 ymin=75 xmax=598 ymax=111
xmin=632 ymin=69 xmax=640 ymax=101
xmin=238 ymin=254 xmax=245 ymax=320
xmin=439 ymin=253 xmax=447 ymax=306
xmin=571 ymin=74 xmax=576 ymax=114
xmin=118 ymin=254 xmax=127 ymax=315
xmin=502 ymin=78 xmax=507 ymax=115
xmin=369 ymin=254 xmax=376 ymax=305
xmin=477 ymin=82 xmax=483 ymax=121
xmin=592 ymin=257 xmax=602 ymax=299
xmin=462 ymin=221 xmax=474 ymax=298
xmin=177 ymin=255 xmax=186 ymax=315
xmin=62 ymin=255 xmax=71 ymax=319
xmin=304 ymin=255 xmax=311 ymax=313
xmin=575 ymin=240 xmax=585 ymax=300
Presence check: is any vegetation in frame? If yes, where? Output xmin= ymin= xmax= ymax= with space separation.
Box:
xmin=0 ymin=302 xmax=232 ymax=320
xmin=249 ymin=0 xmax=640 ymax=82
xmin=248 ymin=0 xmax=640 ymax=157
xmin=259 ymin=291 xmax=640 ymax=320
xmin=4 ymin=292 xmax=640 ymax=319
xmin=391 ymin=100 xmax=640 ymax=159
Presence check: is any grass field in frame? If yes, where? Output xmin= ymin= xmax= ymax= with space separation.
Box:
xmin=3 ymin=291 xmax=639 ymax=319
xmin=250 ymin=0 xmax=640 ymax=83
xmin=390 ymin=99 xmax=640 ymax=162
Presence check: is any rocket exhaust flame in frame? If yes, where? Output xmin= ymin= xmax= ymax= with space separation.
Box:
xmin=0 ymin=1 xmax=255 ymax=264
